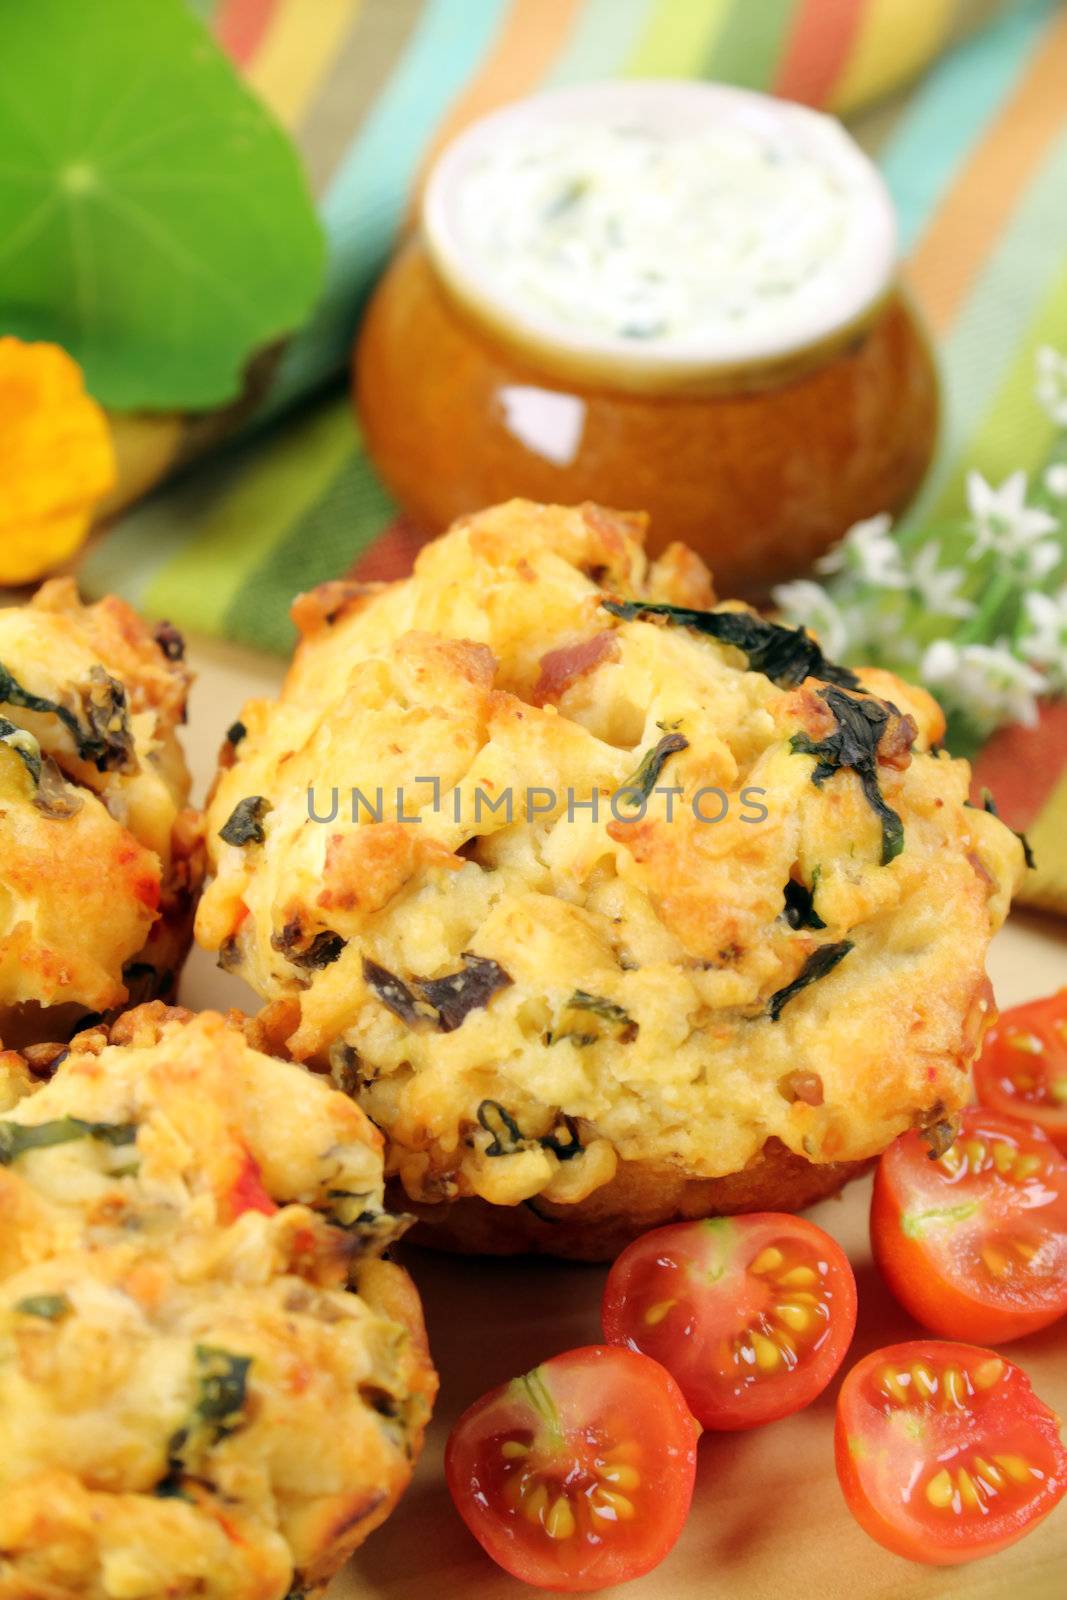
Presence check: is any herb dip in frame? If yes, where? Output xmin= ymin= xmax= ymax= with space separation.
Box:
xmin=457 ymin=122 xmax=854 ymax=345
xmin=425 ymin=83 xmax=896 ymax=379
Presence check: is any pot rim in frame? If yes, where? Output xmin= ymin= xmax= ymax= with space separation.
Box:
xmin=423 ymin=80 xmax=898 ymax=394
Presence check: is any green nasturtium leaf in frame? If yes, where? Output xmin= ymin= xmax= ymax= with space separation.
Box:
xmin=0 ymin=0 xmax=325 ymax=410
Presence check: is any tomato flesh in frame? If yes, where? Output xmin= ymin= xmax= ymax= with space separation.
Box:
xmin=601 ymin=1214 xmax=857 ymax=1430
xmin=975 ymin=989 xmax=1067 ymax=1154
xmin=836 ymin=1340 xmax=1066 ymax=1564
xmin=445 ymin=1345 xmax=698 ymax=1591
xmin=872 ymin=1106 xmax=1067 ymax=1343
xmin=226 ymin=1147 xmax=278 ymax=1220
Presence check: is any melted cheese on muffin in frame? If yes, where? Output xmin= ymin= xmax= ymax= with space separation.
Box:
xmin=0 ymin=581 xmax=198 ymax=1035
xmin=197 ymin=502 xmax=1023 ymax=1212
xmin=0 ymin=1004 xmax=435 ymax=1600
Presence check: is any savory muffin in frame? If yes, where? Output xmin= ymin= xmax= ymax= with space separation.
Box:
xmin=0 ymin=580 xmax=201 ymax=1045
xmin=0 ymin=1002 xmax=435 ymax=1600
xmin=197 ymin=500 xmax=1024 ymax=1258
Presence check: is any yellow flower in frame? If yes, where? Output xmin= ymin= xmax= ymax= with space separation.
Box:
xmin=0 ymin=337 xmax=116 ymax=585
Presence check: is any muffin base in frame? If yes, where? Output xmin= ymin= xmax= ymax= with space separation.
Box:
xmin=397 ymin=1139 xmax=869 ymax=1262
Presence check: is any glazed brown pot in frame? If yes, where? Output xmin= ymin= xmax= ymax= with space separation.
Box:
xmin=355 ymin=237 xmax=938 ymax=599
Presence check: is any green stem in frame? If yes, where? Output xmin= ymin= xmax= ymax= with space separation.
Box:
xmin=894 ymin=514 xmax=967 ymax=559
xmin=953 ymin=570 xmax=1019 ymax=647
xmin=513 ymin=1367 xmax=563 ymax=1446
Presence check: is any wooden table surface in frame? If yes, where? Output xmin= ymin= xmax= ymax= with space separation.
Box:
xmin=180 ymin=638 xmax=1067 ymax=1600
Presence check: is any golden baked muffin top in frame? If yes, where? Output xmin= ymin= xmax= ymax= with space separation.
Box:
xmin=0 ymin=580 xmax=196 ymax=1029
xmin=0 ymin=1003 xmax=435 ymax=1600
xmin=197 ymin=501 xmax=1023 ymax=1212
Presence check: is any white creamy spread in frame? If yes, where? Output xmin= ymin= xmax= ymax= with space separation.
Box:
xmin=456 ymin=122 xmax=852 ymax=346
xmin=424 ymin=84 xmax=897 ymax=378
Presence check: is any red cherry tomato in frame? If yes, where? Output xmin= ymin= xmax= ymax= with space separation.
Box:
xmin=601 ymin=1214 xmax=857 ymax=1430
xmin=975 ymin=989 xmax=1067 ymax=1154
xmin=445 ymin=1345 xmax=698 ymax=1592
xmin=836 ymin=1340 xmax=1066 ymax=1564
xmin=872 ymin=1106 xmax=1067 ymax=1343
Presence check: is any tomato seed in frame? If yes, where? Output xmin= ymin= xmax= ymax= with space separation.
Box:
xmin=980 ymin=1243 xmax=1011 ymax=1278
xmin=752 ymin=1333 xmax=782 ymax=1371
xmin=599 ymin=1463 xmax=640 ymax=1490
xmin=545 ymin=1497 xmax=576 ymax=1540
xmin=926 ymin=1469 xmax=954 ymax=1508
xmin=992 ymin=1141 xmax=1015 ymax=1174
xmin=995 ymin=1454 xmax=1034 ymax=1484
xmin=877 ymin=1366 xmax=910 ymax=1405
xmin=778 ymin=1265 xmax=817 ymax=1289
xmin=910 ymin=1363 xmax=938 ymax=1399
xmin=942 ymin=1366 xmax=966 ymax=1409
xmin=591 ymin=1488 xmax=635 ymax=1521
xmin=523 ymin=1483 xmax=550 ymax=1525
xmin=958 ymin=1468 xmax=981 ymax=1510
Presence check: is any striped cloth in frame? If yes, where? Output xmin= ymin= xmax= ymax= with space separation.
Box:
xmin=83 ymin=0 xmax=1067 ymax=657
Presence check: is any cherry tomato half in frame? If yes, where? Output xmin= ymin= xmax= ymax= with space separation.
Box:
xmin=872 ymin=1106 xmax=1067 ymax=1343
xmin=975 ymin=989 xmax=1067 ymax=1154
xmin=836 ymin=1340 xmax=1066 ymax=1564
xmin=601 ymin=1214 xmax=857 ymax=1430
xmin=445 ymin=1345 xmax=699 ymax=1591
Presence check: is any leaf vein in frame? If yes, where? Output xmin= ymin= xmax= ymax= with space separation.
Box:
xmin=0 ymin=192 xmax=60 ymax=275
xmin=92 ymin=184 xmax=259 ymax=330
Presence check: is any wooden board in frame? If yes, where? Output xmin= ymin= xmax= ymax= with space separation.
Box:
xmin=180 ymin=637 xmax=1067 ymax=1600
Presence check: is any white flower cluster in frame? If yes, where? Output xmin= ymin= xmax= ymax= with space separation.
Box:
xmin=773 ymin=346 xmax=1067 ymax=746
xmin=907 ymin=541 xmax=976 ymax=619
xmin=921 ymin=639 xmax=1046 ymax=737
xmin=814 ymin=513 xmax=904 ymax=587
xmin=966 ymin=469 xmax=1059 ymax=582
xmin=780 ymin=516 xmax=976 ymax=653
